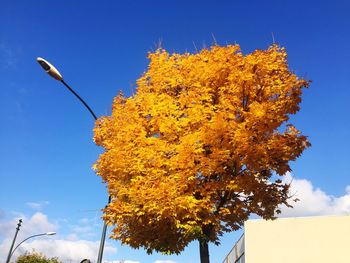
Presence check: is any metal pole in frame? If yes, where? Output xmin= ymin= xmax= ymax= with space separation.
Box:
xmin=58 ymin=79 xmax=111 ymax=263
xmin=97 ymin=196 xmax=112 ymax=263
xmin=6 ymin=219 xmax=22 ymax=263
xmin=60 ymin=80 xmax=98 ymax=120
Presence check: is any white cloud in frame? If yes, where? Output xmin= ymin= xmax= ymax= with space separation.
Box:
xmin=69 ymin=216 xmax=100 ymax=237
xmin=0 ymin=212 xmax=57 ymax=240
xmin=0 ymin=212 xmax=58 ymax=262
xmin=70 ymin=225 xmax=94 ymax=234
xmin=280 ymin=173 xmax=350 ymax=217
xmin=80 ymin=217 xmax=92 ymax=224
xmin=154 ymin=261 xmax=178 ymax=263
xmin=26 ymin=201 xmax=50 ymax=210
xmin=0 ymin=42 xmax=20 ymax=69
xmin=0 ymin=212 xmax=117 ymax=263
xmin=16 ymin=239 xmax=116 ymax=262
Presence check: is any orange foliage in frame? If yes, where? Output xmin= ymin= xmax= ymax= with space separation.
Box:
xmin=93 ymin=44 xmax=310 ymax=254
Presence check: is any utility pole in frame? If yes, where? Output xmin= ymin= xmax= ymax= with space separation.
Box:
xmin=6 ymin=219 xmax=22 ymax=263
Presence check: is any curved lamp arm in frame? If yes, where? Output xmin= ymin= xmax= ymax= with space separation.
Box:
xmin=10 ymin=232 xmax=56 ymax=258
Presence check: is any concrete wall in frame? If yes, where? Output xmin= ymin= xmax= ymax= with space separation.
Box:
xmin=244 ymin=215 xmax=350 ymax=263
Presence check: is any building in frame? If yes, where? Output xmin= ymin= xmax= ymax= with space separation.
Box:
xmin=223 ymin=215 xmax=350 ymax=263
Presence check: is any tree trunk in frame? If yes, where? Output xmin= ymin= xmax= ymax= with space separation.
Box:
xmin=199 ymin=239 xmax=210 ymax=263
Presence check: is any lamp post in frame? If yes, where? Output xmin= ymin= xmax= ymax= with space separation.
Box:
xmin=36 ymin=57 xmax=111 ymax=263
xmin=8 ymin=232 xmax=56 ymax=262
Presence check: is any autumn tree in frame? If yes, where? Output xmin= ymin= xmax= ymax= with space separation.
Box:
xmin=93 ymin=44 xmax=310 ymax=263
xmin=15 ymin=251 xmax=61 ymax=263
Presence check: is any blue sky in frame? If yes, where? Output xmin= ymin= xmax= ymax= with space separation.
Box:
xmin=1 ymin=0 xmax=350 ymax=262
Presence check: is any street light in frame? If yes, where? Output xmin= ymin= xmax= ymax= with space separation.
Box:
xmin=6 ymin=229 xmax=56 ymax=263
xmin=36 ymin=57 xmax=97 ymax=120
xmin=36 ymin=57 xmax=111 ymax=263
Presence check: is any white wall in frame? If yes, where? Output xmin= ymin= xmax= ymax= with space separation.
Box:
xmin=244 ymin=215 xmax=350 ymax=263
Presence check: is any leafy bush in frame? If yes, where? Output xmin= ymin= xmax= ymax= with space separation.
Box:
xmin=15 ymin=251 xmax=61 ymax=263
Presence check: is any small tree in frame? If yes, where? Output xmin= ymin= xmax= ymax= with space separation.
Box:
xmin=16 ymin=251 xmax=61 ymax=263
xmin=93 ymin=44 xmax=310 ymax=263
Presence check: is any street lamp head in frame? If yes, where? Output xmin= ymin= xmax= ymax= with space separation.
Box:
xmin=46 ymin=232 xmax=56 ymax=236
xmin=36 ymin=57 xmax=63 ymax=81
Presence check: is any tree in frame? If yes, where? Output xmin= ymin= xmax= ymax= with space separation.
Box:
xmin=93 ymin=44 xmax=310 ymax=263
xmin=16 ymin=251 xmax=61 ymax=263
